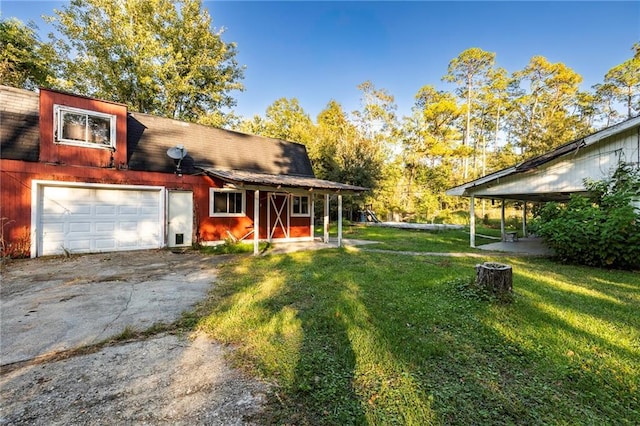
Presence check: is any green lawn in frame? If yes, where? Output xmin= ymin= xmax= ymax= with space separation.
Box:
xmin=196 ymin=228 xmax=639 ymax=425
xmin=338 ymin=223 xmax=499 ymax=252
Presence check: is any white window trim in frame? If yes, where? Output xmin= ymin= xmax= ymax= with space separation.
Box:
xmin=209 ymin=188 xmax=246 ymax=217
xmin=291 ymin=194 xmax=311 ymax=217
xmin=54 ymin=104 xmax=117 ymax=150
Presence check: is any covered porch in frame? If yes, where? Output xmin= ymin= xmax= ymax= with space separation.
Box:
xmin=199 ymin=167 xmax=368 ymax=255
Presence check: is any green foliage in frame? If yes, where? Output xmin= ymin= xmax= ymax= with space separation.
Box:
xmin=0 ymin=18 xmax=56 ymax=89
xmin=46 ymin=0 xmax=243 ymax=123
xmin=197 ymin=239 xmax=269 ymax=255
xmin=603 ymin=43 xmax=640 ymax=119
xmin=531 ymin=163 xmax=640 ymax=269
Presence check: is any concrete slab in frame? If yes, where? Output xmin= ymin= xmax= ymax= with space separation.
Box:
xmin=477 ymin=237 xmax=554 ymax=256
xmin=265 ymin=238 xmax=379 ymax=255
xmin=0 ymin=250 xmax=227 ymax=366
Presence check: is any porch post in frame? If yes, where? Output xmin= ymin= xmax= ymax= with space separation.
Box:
xmin=470 ymin=195 xmax=476 ymax=248
xmin=254 ymin=189 xmax=260 ymax=255
xmin=500 ymin=199 xmax=506 ymax=242
xmin=310 ymin=193 xmax=315 ymax=240
xmin=337 ymin=194 xmax=343 ymax=247
xmin=522 ymin=201 xmax=527 ymax=238
xmin=323 ymin=193 xmax=329 ymax=243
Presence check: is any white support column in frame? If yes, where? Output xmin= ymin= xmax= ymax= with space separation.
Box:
xmin=470 ymin=195 xmax=476 ymax=248
xmin=500 ymin=199 xmax=506 ymax=242
xmin=337 ymin=194 xmax=343 ymax=248
xmin=253 ymin=189 xmax=260 ymax=255
xmin=323 ymin=193 xmax=329 ymax=243
xmin=522 ymin=202 xmax=527 ymax=238
xmin=310 ymin=193 xmax=315 ymax=240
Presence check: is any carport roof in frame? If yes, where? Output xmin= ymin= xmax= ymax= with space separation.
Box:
xmin=198 ymin=167 xmax=369 ymax=194
xmin=446 ymin=115 xmax=640 ymax=201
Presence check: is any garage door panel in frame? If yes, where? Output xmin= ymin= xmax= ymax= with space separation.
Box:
xmin=40 ymin=186 xmax=162 ymax=256
xmin=95 ymin=222 xmax=115 ymax=232
xmin=95 ymin=239 xmax=117 ymax=250
xmin=96 ymin=205 xmax=117 ymax=215
xmin=69 ymin=222 xmax=91 ymax=233
xmin=67 ymin=239 xmax=91 ymax=251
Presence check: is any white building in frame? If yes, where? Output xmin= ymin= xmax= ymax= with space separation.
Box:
xmin=447 ymin=116 xmax=640 ymax=247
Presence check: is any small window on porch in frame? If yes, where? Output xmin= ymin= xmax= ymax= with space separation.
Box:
xmin=209 ymin=189 xmax=245 ymax=217
xmin=291 ymin=195 xmax=310 ymax=217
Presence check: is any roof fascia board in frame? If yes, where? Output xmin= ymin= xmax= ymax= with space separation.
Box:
xmin=445 ymin=166 xmax=517 ymax=196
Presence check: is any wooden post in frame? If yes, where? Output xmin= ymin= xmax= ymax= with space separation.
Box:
xmin=470 ymin=195 xmax=476 ymax=248
xmin=310 ymin=193 xmax=315 ymax=240
xmin=323 ymin=193 xmax=329 ymax=243
xmin=522 ymin=202 xmax=527 ymax=238
xmin=475 ymin=262 xmax=513 ymax=299
xmin=500 ymin=200 xmax=506 ymax=242
xmin=253 ymin=189 xmax=260 ymax=255
xmin=337 ymin=194 xmax=343 ymax=247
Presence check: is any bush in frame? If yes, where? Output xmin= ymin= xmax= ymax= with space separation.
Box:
xmin=530 ymin=163 xmax=640 ymax=269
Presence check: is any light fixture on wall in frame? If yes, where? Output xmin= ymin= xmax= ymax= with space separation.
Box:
xmin=166 ymin=144 xmax=187 ymax=175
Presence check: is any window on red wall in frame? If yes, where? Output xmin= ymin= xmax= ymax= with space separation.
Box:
xmin=54 ymin=104 xmax=116 ymax=149
xmin=291 ymin=194 xmax=310 ymax=216
xmin=210 ymin=189 xmax=245 ymax=217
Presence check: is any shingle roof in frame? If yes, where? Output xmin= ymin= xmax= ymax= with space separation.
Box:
xmin=200 ymin=167 xmax=368 ymax=193
xmin=127 ymin=112 xmax=315 ymax=176
xmin=0 ymin=86 xmax=40 ymax=162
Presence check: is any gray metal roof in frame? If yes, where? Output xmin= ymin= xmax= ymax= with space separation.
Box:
xmin=447 ymin=115 xmax=640 ymax=200
xmin=199 ymin=167 xmax=369 ymax=193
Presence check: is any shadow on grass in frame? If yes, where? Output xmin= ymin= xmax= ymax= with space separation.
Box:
xmin=196 ymin=250 xmax=640 ymax=424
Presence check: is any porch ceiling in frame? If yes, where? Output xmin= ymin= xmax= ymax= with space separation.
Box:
xmin=198 ymin=167 xmax=369 ymax=194
xmin=469 ymin=191 xmax=591 ymax=203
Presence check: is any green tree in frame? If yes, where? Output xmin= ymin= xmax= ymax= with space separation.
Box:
xmin=352 ymin=80 xmax=398 ymax=159
xmin=508 ymin=56 xmax=586 ymax=157
xmin=603 ymin=42 xmax=640 ymax=119
xmin=0 ymin=18 xmax=56 ymax=89
xmin=443 ymin=47 xmax=496 ymax=178
xmin=397 ymin=86 xmax=462 ymax=217
xmin=47 ymin=0 xmax=243 ymax=122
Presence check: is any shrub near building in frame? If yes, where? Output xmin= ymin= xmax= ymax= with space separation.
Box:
xmin=531 ymin=162 xmax=640 ymax=269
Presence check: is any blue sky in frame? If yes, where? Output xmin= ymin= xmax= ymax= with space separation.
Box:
xmin=2 ymin=1 xmax=639 ymax=119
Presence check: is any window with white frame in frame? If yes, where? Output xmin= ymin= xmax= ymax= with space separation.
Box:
xmin=55 ymin=105 xmax=116 ymax=149
xmin=291 ymin=194 xmax=310 ymax=216
xmin=210 ymin=189 xmax=245 ymax=216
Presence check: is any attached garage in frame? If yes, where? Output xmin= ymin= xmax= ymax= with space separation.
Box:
xmin=33 ymin=181 xmax=164 ymax=256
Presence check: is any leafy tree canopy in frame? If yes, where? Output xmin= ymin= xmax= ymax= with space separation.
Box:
xmin=46 ymin=0 xmax=244 ymax=124
xmin=0 ymin=18 xmax=56 ymax=89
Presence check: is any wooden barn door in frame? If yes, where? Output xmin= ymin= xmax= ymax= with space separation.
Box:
xmin=267 ymin=193 xmax=289 ymax=241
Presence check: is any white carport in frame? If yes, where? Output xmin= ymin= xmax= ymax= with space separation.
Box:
xmin=446 ymin=116 xmax=640 ymax=247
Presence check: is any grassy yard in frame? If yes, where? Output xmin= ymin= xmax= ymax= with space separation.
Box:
xmin=196 ymin=228 xmax=639 ymax=425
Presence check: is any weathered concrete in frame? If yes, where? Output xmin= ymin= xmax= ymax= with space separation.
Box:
xmin=476 ymin=237 xmax=554 ymax=256
xmin=0 ymin=249 xmax=228 ymax=366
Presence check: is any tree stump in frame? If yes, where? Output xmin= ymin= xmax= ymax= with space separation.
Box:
xmin=475 ymin=262 xmax=513 ymax=297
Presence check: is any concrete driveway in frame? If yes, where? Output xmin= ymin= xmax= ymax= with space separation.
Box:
xmin=1 ymin=249 xmax=227 ymax=366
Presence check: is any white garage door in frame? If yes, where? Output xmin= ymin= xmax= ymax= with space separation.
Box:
xmin=39 ymin=185 xmax=163 ymax=256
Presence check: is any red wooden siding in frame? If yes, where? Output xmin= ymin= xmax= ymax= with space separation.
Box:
xmin=39 ymin=88 xmax=128 ymax=168
xmin=1 ymin=158 xmax=312 ymax=255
